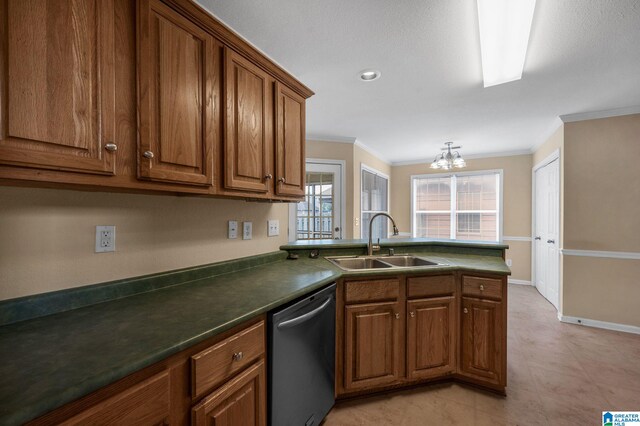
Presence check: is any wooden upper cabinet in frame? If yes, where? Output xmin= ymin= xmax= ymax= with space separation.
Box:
xmin=223 ymin=48 xmax=272 ymax=193
xmin=275 ymin=82 xmax=305 ymax=197
xmin=0 ymin=0 xmax=116 ymax=175
xmin=137 ymin=0 xmax=215 ymax=186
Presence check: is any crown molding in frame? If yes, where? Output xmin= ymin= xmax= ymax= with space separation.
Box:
xmin=559 ymin=105 xmax=640 ymax=123
xmin=354 ymin=140 xmax=392 ymax=165
xmin=306 ymin=135 xmax=357 ymax=144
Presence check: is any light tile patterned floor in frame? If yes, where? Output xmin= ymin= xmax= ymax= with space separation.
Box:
xmin=325 ymin=285 xmax=640 ymax=425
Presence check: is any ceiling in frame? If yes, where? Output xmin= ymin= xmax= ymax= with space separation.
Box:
xmin=196 ymin=0 xmax=640 ymax=163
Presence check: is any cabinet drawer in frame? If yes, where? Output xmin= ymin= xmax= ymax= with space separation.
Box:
xmin=345 ymin=279 xmax=399 ymax=303
xmin=407 ymin=275 xmax=455 ymax=298
xmin=462 ymin=276 xmax=503 ymax=300
xmin=191 ymin=320 xmax=265 ymax=399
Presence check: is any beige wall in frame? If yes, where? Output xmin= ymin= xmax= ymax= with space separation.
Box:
xmin=353 ymin=144 xmax=392 ymax=238
xmin=390 ymin=155 xmax=533 ymax=281
xmin=559 ymin=114 xmax=640 ymax=327
xmin=0 ymin=186 xmax=289 ymax=300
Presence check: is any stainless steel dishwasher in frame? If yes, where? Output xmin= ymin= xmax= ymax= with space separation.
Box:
xmin=268 ymin=283 xmax=336 ymax=426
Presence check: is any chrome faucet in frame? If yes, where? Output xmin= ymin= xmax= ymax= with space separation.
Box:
xmin=367 ymin=213 xmax=399 ymax=256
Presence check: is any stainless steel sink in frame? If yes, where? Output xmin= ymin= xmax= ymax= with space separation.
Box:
xmin=326 ymin=255 xmax=446 ymax=271
xmin=328 ymin=257 xmax=392 ymax=270
xmin=379 ymin=255 xmax=440 ymax=267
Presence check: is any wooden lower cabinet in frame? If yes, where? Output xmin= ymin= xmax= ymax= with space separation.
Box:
xmin=407 ymin=296 xmax=456 ymax=380
xmin=337 ymin=273 xmax=507 ymax=398
xmin=459 ymin=296 xmax=504 ymax=387
xmin=343 ymin=301 xmax=403 ymax=391
xmin=192 ymin=360 xmax=266 ymax=426
xmin=59 ymin=371 xmax=170 ymax=426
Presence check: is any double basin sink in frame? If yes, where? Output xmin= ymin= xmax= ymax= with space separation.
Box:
xmin=326 ymin=255 xmax=447 ymax=271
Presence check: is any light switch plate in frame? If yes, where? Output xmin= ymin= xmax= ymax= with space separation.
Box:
xmin=506 ymin=259 xmax=513 ymax=267
xmin=267 ymin=219 xmax=279 ymax=237
xmin=243 ymin=222 xmax=252 ymax=240
xmin=228 ymin=220 xmax=238 ymax=239
xmin=95 ymin=225 xmax=116 ymax=253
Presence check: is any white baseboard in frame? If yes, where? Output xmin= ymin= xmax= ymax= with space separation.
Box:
xmin=558 ymin=314 xmax=640 ymax=335
xmin=508 ymin=278 xmax=532 ymax=285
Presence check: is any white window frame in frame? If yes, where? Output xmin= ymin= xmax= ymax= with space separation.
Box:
xmin=360 ymin=163 xmax=390 ymax=239
xmin=410 ymin=169 xmax=504 ymax=242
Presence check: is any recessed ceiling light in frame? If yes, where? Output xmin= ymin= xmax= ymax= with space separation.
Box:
xmin=359 ymin=69 xmax=381 ymax=82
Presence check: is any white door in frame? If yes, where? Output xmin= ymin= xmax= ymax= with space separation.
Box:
xmin=534 ymin=158 xmax=560 ymax=309
xmin=289 ymin=161 xmax=344 ymax=241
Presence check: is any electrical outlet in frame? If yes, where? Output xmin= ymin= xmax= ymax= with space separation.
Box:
xmin=228 ymin=220 xmax=238 ymax=239
xmin=243 ymin=222 xmax=252 ymax=240
xmin=267 ymin=219 xmax=279 ymax=237
xmin=95 ymin=226 xmax=116 ymax=253
xmin=506 ymin=259 xmax=513 ymax=267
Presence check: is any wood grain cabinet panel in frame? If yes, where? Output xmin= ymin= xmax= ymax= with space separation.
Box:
xmin=344 ymin=301 xmax=402 ymax=391
xmin=223 ymin=48 xmax=271 ymax=193
xmin=0 ymin=0 xmax=116 ymax=174
xmin=407 ymin=296 xmax=456 ymax=380
xmin=59 ymin=371 xmax=170 ymax=426
xmin=137 ymin=0 xmax=215 ymax=186
xmin=460 ymin=297 xmax=503 ymax=385
xmin=274 ymin=82 xmax=305 ymax=197
xmin=192 ymin=360 xmax=266 ymax=426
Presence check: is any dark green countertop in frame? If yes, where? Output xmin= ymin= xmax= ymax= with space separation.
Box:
xmin=0 ymin=248 xmax=509 ymax=425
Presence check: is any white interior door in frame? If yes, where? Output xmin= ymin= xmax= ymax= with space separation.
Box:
xmin=534 ymin=158 xmax=560 ymax=309
xmin=289 ymin=161 xmax=344 ymax=241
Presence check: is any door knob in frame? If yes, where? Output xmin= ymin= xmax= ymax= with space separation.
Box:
xmin=105 ymin=143 xmax=117 ymax=152
xmin=547 ymin=239 xmax=555 ymax=244
xmin=143 ymin=151 xmax=154 ymax=159
xmin=534 ymin=236 xmax=541 ymax=240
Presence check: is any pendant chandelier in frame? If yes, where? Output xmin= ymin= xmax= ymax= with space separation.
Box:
xmin=430 ymin=142 xmax=466 ymax=170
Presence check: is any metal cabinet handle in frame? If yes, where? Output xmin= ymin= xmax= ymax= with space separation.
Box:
xmin=463 ymin=308 xmax=468 ymax=314
xmin=479 ymin=284 xmax=484 ymax=291
xmin=105 ymin=143 xmax=117 ymax=152
xmin=143 ymin=151 xmax=154 ymax=159
xmin=265 ymin=174 xmax=273 ymax=180
xmin=395 ymin=313 xmax=400 ymax=319
xmin=547 ymin=239 xmax=555 ymax=244
xmin=232 ymin=351 xmax=244 ymax=362
xmin=409 ymin=311 xmax=415 ymax=318
xmin=278 ymin=177 xmax=286 ymax=183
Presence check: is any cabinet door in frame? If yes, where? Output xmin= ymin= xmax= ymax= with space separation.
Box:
xmin=59 ymin=371 xmax=170 ymax=426
xmin=407 ymin=296 xmax=456 ymax=380
xmin=223 ymin=48 xmax=271 ymax=193
xmin=460 ymin=297 xmax=504 ymax=386
xmin=274 ymin=82 xmax=305 ymax=197
xmin=344 ymin=301 xmax=402 ymax=391
xmin=0 ymin=0 xmax=116 ymax=175
xmin=192 ymin=360 xmax=266 ymax=426
xmin=137 ymin=0 xmax=215 ymax=186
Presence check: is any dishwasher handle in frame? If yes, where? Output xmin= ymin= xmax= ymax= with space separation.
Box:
xmin=276 ymin=297 xmax=333 ymax=330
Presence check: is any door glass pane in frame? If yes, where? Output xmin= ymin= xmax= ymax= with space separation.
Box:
xmin=361 ymin=169 xmax=389 ymax=240
xmin=296 ymin=172 xmax=334 ymax=240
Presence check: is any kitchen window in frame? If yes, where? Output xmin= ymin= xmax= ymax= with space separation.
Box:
xmin=361 ymin=165 xmax=389 ymax=240
xmin=411 ymin=170 xmax=502 ymax=242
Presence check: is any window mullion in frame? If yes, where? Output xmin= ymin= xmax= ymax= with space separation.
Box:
xmin=450 ymin=175 xmax=456 ymax=240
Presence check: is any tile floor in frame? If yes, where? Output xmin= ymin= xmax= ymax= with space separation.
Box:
xmin=325 ymin=284 xmax=640 ymax=425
